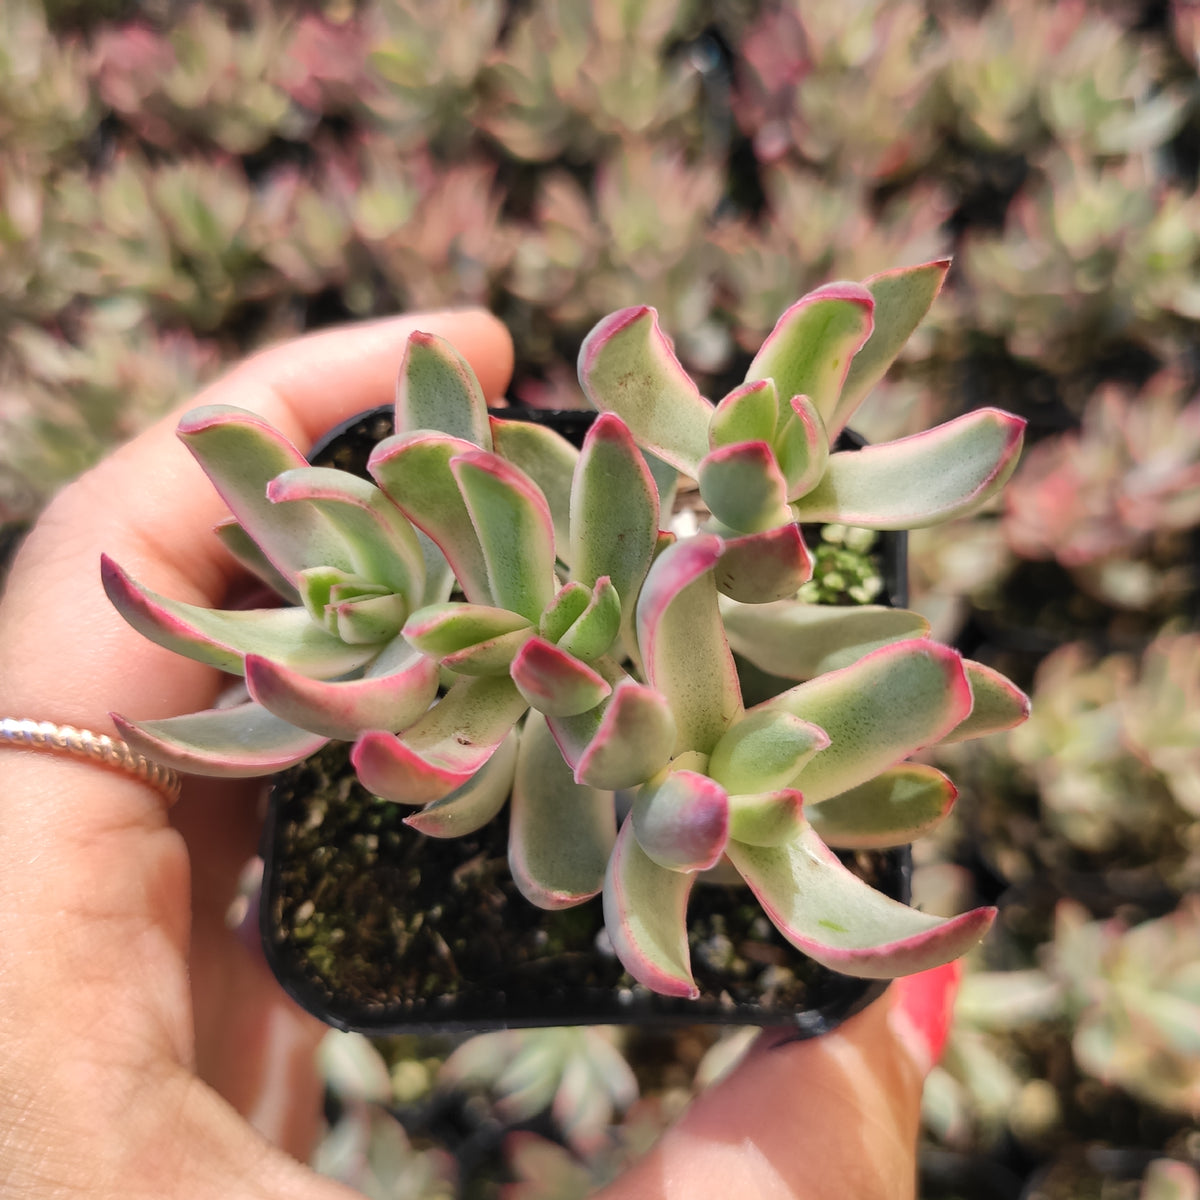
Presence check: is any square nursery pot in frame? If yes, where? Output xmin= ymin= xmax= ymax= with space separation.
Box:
xmin=259 ymin=407 xmax=913 ymax=1036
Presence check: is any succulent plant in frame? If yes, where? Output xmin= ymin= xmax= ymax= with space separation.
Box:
xmin=105 ymin=262 xmax=1030 ymax=999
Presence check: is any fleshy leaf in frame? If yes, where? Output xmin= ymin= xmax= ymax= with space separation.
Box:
xmin=369 ymin=432 xmax=492 ymax=604
xmin=440 ymin=627 xmax=537 ymax=675
xmin=808 ymin=764 xmax=957 ymax=849
xmin=578 ymin=307 xmax=713 ymax=476
xmin=727 ymin=821 xmax=996 ymax=978
xmin=766 ymin=639 xmax=973 ymax=803
xmin=244 ymin=638 xmax=439 ymax=740
xmin=709 ymin=379 xmax=779 ymax=450
xmin=539 ymin=582 xmax=591 ymax=644
xmin=776 ymin=395 xmax=830 ymax=501
xmin=698 ymin=441 xmax=791 ymax=535
xmin=101 ymin=555 xmax=375 ymax=679
xmin=835 ymin=260 xmax=950 ymax=439
xmin=602 ymin=815 xmax=699 ymax=998
xmin=555 ymin=577 xmax=621 ymax=662
xmin=635 ymin=535 xmax=742 ymax=755
xmin=394 ymin=330 xmax=491 ymax=448
xmin=267 ymin=467 xmax=425 ymax=602
xmin=727 ymin=789 xmax=805 ymax=847
xmin=744 ymin=284 xmax=875 ymax=431
xmin=177 ymin=405 xmax=351 ymax=583
xmin=721 ymin=599 xmax=930 ymax=680
xmin=404 ymin=603 xmax=532 ymax=659
xmin=548 ymin=677 xmax=676 ymax=790
xmin=113 ymin=701 xmax=327 ymax=777
xmin=511 ymin=637 xmax=612 ymax=717
xmin=631 ymin=769 xmax=729 ymax=872
xmin=212 ymin=518 xmax=299 ymax=602
xmin=451 ymin=450 xmax=557 ymax=623
xmin=940 ymin=660 xmax=1032 ymax=744
xmin=791 ymin=409 xmax=1027 ymax=529
xmin=712 ymin=522 xmax=814 ymax=604
xmin=351 ymin=675 xmax=527 ymax=804
xmin=405 ymin=728 xmax=518 ymax=837
xmin=333 ymin=592 xmax=408 ymax=645
xmin=707 ymin=709 xmax=829 ymax=794
xmin=508 ymin=712 xmax=615 ymax=909
xmin=490 ymin=416 xmax=579 ymax=561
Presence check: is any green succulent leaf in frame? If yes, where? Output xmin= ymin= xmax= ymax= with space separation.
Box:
xmin=212 ymin=518 xmax=299 ymax=603
xmin=441 ymin=628 xmax=538 ymax=675
xmin=707 ymin=709 xmax=829 ymax=794
xmin=721 ymin=599 xmax=930 ymax=680
xmin=403 ymin=602 xmax=533 ymax=660
xmin=806 ymin=764 xmax=958 ymax=849
xmin=727 ymin=789 xmax=806 ymax=847
xmin=711 ymin=523 xmax=814 ymax=604
xmin=101 ymin=555 xmax=376 ymax=679
xmin=791 ymin=409 xmax=1027 ymax=529
xmin=602 ymin=815 xmax=699 ymax=998
xmin=555 ymin=577 xmax=621 ymax=662
xmin=490 ymin=416 xmax=580 ymax=561
xmin=452 ymin=450 xmax=557 ymax=624
xmin=405 ymin=728 xmax=518 ymax=838
xmin=578 ymin=306 xmax=713 ymax=476
xmin=332 ymin=592 xmax=409 ymax=645
xmin=744 ymin=283 xmax=875 ymax=431
xmin=113 ymin=701 xmax=328 ymax=777
xmin=698 ymin=441 xmax=791 ymax=535
xmin=709 ymin=379 xmax=779 ymax=450
xmin=508 ymin=711 xmax=616 ymax=909
xmin=776 ymin=395 xmax=830 ymax=501
xmin=835 ymin=260 xmax=950 ymax=440
xmin=766 ymin=639 xmax=973 ymax=803
xmin=394 ymin=330 xmax=491 ymax=448
xmin=727 ymin=821 xmax=997 ymax=978
xmin=539 ymin=582 xmax=591 ymax=644
xmin=940 ymin=659 xmax=1032 ymax=744
xmin=631 ymin=769 xmax=730 ymax=872
xmin=510 ymin=637 xmax=612 ymax=717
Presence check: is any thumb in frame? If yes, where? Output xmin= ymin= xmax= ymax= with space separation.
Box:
xmin=599 ymin=963 xmax=959 ymax=1200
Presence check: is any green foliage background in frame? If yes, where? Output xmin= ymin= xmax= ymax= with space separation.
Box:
xmin=2 ymin=1 xmax=1198 ymax=1197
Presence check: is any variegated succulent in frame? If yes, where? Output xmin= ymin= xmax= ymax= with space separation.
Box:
xmin=105 ymin=260 xmax=1030 ymax=999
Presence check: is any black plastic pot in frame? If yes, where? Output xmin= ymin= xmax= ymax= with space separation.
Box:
xmin=259 ymin=407 xmax=912 ymax=1035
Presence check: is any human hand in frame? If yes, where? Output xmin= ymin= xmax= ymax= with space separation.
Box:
xmin=0 ymin=310 xmax=950 ymax=1199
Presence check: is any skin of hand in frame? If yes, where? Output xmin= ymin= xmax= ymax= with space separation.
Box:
xmin=0 ymin=310 xmax=952 ymax=1199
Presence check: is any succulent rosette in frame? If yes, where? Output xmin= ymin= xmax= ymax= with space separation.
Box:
xmin=106 ymin=261 xmax=1031 ymax=998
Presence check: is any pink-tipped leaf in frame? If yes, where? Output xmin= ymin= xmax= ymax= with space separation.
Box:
xmin=712 ymin=523 xmax=814 ymax=604
xmin=508 ymin=712 xmax=615 ymax=909
xmin=697 ymin=441 xmax=791 ymax=535
xmin=403 ymin=602 xmax=532 ymax=658
xmin=727 ymin=820 xmax=996 ymax=978
xmin=490 ymin=416 xmax=579 ymax=559
xmin=765 ymin=639 xmax=973 ymax=803
xmin=332 ymin=591 xmax=408 ymax=645
xmin=405 ymin=728 xmax=518 ymax=837
xmin=394 ymin=330 xmax=491 ymax=448
xmin=602 ymin=815 xmax=699 ymax=998
xmin=440 ymin=627 xmax=537 ymax=676
xmin=510 ymin=636 xmax=612 ymax=717
xmin=727 ymin=788 xmax=806 ymax=847
xmin=776 ymin=395 xmax=830 ymax=501
xmin=791 ymin=409 xmax=1027 ymax=529
xmin=709 ymin=379 xmax=779 ymax=450
xmin=555 ymin=577 xmax=621 ymax=662
xmin=631 ymin=769 xmax=730 ymax=873
xmin=212 ymin=518 xmax=299 ymax=602
xmin=578 ymin=307 xmax=713 ymax=476
xmin=102 ymin=555 xmax=375 ymax=679
xmin=707 ymin=709 xmax=829 ymax=794
xmin=940 ymin=660 xmax=1032 ymax=744
xmin=806 ymin=764 xmax=958 ymax=849
xmin=113 ymin=702 xmax=328 ymax=778
xmin=635 ymin=535 xmax=742 ymax=755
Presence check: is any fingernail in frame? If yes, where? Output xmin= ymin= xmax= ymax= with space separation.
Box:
xmin=889 ymin=960 xmax=961 ymax=1074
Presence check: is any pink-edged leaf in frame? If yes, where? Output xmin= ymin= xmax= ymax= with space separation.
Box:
xmin=791 ymin=409 xmax=1027 ymax=529
xmin=744 ymin=283 xmax=875 ymax=432
xmin=578 ymin=306 xmax=713 ymax=476
xmin=351 ymin=675 xmax=528 ymax=804
xmin=602 ymin=814 xmax=699 ymax=998
xmin=177 ymin=405 xmax=351 ymax=583
xmin=727 ymin=788 xmax=805 ymax=847
xmin=548 ymin=676 xmax=676 ymax=790
xmin=727 ymin=820 xmax=996 ymax=978
xmin=635 ymin=535 xmax=742 ymax=755
xmin=707 ymin=709 xmax=829 ymax=794
xmin=632 ymin=769 xmax=729 ymax=872
xmin=394 ymin=329 xmax=491 ymax=448
xmin=101 ymin=555 xmax=374 ymax=678
xmin=807 ymin=763 xmax=957 ymax=849
xmin=721 ymin=599 xmax=930 ymax=680
xmin=212 ymin=518 xmax=299 ymax=602
xmin=508 ymin=711 xmax=615 ymax=909
xmin=570 ymin=414 xmax=659 ymax=638
xmin=112 ymin=701 xmax=327 ymax=777
xmin=511 ymin=636 xmax=612 ymax=717
xmin=709 ymin=379 xmax=779 ymax=450
xmin=244 ymin=638 xmax=439 ymax=740
xmin=765 ymin=639 xmax=973 ymax=803
xmin=333 ymin=592 xmax=408 ymax=645
xmin=776 ymin=395 xmax=829 ymax=501
xmin=490 ymin=416 xmax=579 ymax=560
xmin=940 ymin=660 xmax=1032 ymax=744
xmin=698 ymin=441 xmax=791 ymax=535
xmin=405 ymin=728 xmax=518 ymax=837
xmin=404 ymin=602 xmax=530 ymax=656
xmin=555 ymin=577 xmax=620 ymax=663
xmin=451 ymin=450 xmax=557 ymax=623
xmin=712 ymin=522 xmax=813 ymax=604
xmin=267 ymin=467 xmax=425 ymax=602
xmin=440 ymin=627 xmax=537 ymax=676
xmin=368 ymin=432 xmax=492 ymax=604
xmin=539 ymin=582 xmax=591 ymax=644
xmin=835 ymin=259 xmax=951 ymax=439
